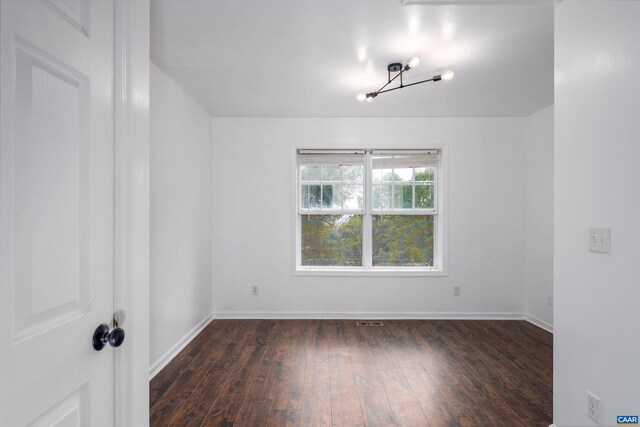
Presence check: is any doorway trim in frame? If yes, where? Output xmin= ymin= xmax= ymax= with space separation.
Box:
xmin=113 ymin=0 xmax=150 ymax=425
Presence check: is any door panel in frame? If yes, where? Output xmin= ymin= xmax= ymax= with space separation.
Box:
xmin=0 ymin=0 xmax=115 ymax=425
xmin=12 ymin=36 xmax=90 ymax=341
xmin=27 ymin=384 xmax=89 ymax=427
xmin=43 ymin=0 xmax=91 ymax=35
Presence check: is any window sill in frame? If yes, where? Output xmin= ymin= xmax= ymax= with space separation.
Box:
xmin=293 ymin=267 xmax=447 ymax=277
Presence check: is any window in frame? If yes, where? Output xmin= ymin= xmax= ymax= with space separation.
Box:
xmin=297 ymin=149 xmax=444 ymax=273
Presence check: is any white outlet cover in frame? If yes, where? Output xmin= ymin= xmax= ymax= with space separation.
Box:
xmin=589 ymin=227 xmax=611 ymax=253
xmin=587 ymin=391 xmax=600 ymax=422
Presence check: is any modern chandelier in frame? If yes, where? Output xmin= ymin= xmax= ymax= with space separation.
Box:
xmin=357 ymin=57 xmax=454 ymax=102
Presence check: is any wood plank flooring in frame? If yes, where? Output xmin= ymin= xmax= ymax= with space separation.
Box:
xmin=150 ymin=320 xmax=552 ymax=427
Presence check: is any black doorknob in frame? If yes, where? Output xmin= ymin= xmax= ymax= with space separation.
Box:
xmin=92 ymin=323 xmax=126 ymax=351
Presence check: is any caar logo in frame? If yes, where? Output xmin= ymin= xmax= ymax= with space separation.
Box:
xmin=617 ymin=415 xmax=639 ymax=425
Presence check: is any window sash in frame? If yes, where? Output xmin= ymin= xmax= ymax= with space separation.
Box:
xmin=298 ymin=150 xmax=438 ymax=215
xmin=299 ymin=150 xmax=365 ymax=214
xmin=371 ymin=151 xmax=437 ymax=213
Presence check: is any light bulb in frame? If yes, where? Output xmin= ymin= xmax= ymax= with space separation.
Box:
xmin=442 ymin=70 xmax=454 ymax=81
xmin=357 ymin=93 xmax=366 ymax=102
xmin=366 ymin=95 xmax=374 ymax=102
xmin=407 ymin=56 xmax=420 ymax=69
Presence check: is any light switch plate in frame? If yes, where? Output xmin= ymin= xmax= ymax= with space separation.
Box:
xmin=589 ymin=227 xmax=611 ymax=253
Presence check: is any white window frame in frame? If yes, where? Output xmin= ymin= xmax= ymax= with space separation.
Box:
xmin=293 ymin=145 xmax=448 ymax=276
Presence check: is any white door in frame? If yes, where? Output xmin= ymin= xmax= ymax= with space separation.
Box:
xmin=0 ymin=0 xmax=116 ymax=426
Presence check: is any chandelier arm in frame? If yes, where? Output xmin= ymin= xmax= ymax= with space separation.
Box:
xmin=376 ymin=77 xmax=437 ymax=95
xmin=374 ymin=68 xmax=405 ymax=95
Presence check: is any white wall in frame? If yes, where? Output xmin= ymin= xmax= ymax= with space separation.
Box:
xmin=554 ymin=2 xmax=640 ymax=426
xmin=150 ymin=63 xmax=213 ymax=371
xmin=212 ymin=117 xmax=529 ymax=317
xmin=524 ymin=105 xmax=554 ymax=330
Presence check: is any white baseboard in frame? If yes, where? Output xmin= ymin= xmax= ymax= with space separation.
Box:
xmin=525 ymin=313 xmax=554 ymax=333
xmin=149 ymin=313 xmax=214 ymax=379
xmin=212 ymin=310 xmax=553 ymax=332
xmin=211 ymin=311 xmax=525 ymax=320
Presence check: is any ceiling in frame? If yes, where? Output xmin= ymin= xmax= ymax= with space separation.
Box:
xmin=150 ymin=0 xmax=553 ymax=117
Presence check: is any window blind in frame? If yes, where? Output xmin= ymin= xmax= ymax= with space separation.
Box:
xmin=371 ymin=150 xmax=439 ymax=169
xmin=298 ymin=150 xmax=365 ymax=166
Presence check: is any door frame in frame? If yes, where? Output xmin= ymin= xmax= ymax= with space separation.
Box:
xmin=113 ymin=1 xmax=150 ymax=425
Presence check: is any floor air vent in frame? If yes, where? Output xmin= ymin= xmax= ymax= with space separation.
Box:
xmin=356 ymin=321 xmax=384 ymax=327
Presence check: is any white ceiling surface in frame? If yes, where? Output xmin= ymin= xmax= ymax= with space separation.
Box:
xmin=151 ymin=0 xmax=553 ymax=117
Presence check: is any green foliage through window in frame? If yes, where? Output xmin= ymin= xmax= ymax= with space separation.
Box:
xmin=372 ymin=215 xmax=434 ymax=266
xmin=301 ymin=215 xmax=363 ymax=266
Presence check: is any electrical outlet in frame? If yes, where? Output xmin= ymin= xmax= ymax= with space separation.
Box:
xmin=547 ymin=294 xmax=553 ymax=307
xmin=453 ymin=286 xmax=461 ymax=296
xmin=587 ymin=391 xmax=600 ymax=423
xmin=251 ymin=286 xmax=259 ymax=296
xmin=589 ymin=227 xmax=611 ymax=253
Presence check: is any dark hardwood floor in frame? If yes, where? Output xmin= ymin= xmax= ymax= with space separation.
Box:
xmin=150 ymin=320 xmax=552 ymax=427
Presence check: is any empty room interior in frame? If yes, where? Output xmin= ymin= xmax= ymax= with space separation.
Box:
xmin=1 ymin=0 xmax=639 ymax=426
xmin=147 ymin=1 xmax=638 ymax=426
